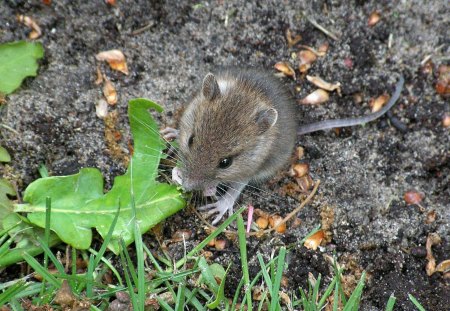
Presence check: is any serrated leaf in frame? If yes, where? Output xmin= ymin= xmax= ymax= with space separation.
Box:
xmin=15 ymin=99 xmax=185 ymax=253
xmin=0 ymin=41 xmax=44 ymax=94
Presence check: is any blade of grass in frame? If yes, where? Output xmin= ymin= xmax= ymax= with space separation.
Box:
xmin=38 ymin=164 xmax=49 ymax=178
xmin=312 ymin=274 xmax=322 ymax=308
xmin=408 ymin=294 xmax=426 ymax=311
xmin=40 ymin=196 xmax=51 ymax=300
xmin=231 ymin=275 xmax=245 ymax=310
xmin=0 ymin=236 xmax=14 ymax=258
xmin=257 ymin=253 xmax=273 ymax=296
xmin=93 ymin=203 xmax=121 ymax=267
xmin=198 ymin=257 xmax=219 ymax=293
xmin=156 ymin=295 xmax=175 ymax=311
xmin=71 ymin=247 xmax=78 ymax=293
xmin=88 ymin=248 xmax=123 ymax=286
xmin=333 ymin=277 xmax=339 ymax=311
xmin=8 ymin=297 xmax=24 ymax=311
xmin=343 ymin=272 xmax=365 ymax=311
xmin=184 ymin=287 xmax=206 ymax=310
xmin=174 ymin=281 xmax=186 ymax=311
xmin=257 ymin=290 xmax=268 ymax=311
xmin=207 ymin=263 xmax=231 ymax=309
xmin=121 ymin=239 xmax=139 ymax=288
xmin=23 ymin=252 xmax=60 ymax=288
xmin=119 ymin=239 xmax=139 ymax=309
xmin=269 ymin=246 xmax=286 ymax=311
xmin=237 ymin=213 xmax=252 ymax=311
xmin=86 ymin=254 xmax=95 ymax=298
xmin=0 ymin=281 xmax=27 ymax=307
xmin=43 ymin=197 xmax=51 ymax=270
xmin=298 ymin=288 xmax=309 ymax=310
xmin=317 ymin=273 xmax=338 ymax=309
xmin=176 ymin=206 xmax=246 ymax=269
xmin=36 ymin=236 xmax=65 ymax=274
xmin=385 ymin=294 xmax=396 ymax=311
xmin=130 ymin=172 xmax=145 ymax=311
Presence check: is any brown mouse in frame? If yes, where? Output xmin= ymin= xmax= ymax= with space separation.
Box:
xmin=162 ymin=68 xmax=404 ymax=224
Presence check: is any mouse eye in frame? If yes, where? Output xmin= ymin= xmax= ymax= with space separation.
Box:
xmin=218 ymin=157 xmax=233 ymax=169
xmin=188 ymin=135 xmax=194 ymax=147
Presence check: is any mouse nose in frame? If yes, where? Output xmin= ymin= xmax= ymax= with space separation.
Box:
xmin=181 ymin=176 xmax=202 ymax=191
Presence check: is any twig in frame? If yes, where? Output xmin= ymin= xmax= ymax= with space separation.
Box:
xmin=131 ymin=22 xmax=155 ymax=36
xmin=252 ymin=180 xmax=320 ymax=236
xmin=194 ymin=180 xmax=321 ymax=237
xmin=0 ymin=123 xmax=19 ymax=135
xmin=302 ymin=11 xmax=339 ymax=41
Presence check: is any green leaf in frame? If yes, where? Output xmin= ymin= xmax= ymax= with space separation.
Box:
xmin=0 ymin=213 xmax=61 ymax=268
xmin=0 ymin=147 xmax=11 ymax=162
xmin=408 ymin=294 xmax=426 ymax=311
xmin=15 ymin=99 xmax=185 ymax=253
xmin=0 ymin=280 xmax=28 ymax=307
xmin=0 ymin=41 xmax=44 ymax=94
xmin=0 ymin=179 xmax=16 ymax=231
xmin=207 ymin=264 xmax=230 ymax=309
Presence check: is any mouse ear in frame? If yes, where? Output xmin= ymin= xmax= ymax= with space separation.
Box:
xmin=202 ymin=73 xmax=221 ymax=101
xmin=255 ymin=108 xmax=278 ymax=134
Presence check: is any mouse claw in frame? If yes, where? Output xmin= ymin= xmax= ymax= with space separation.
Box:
xmin=160 ymin=127 xmax=179 ymax=141
xmin=198 ymin=199 xmax=232 ymax=225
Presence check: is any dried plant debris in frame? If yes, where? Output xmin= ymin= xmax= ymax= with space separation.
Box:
xmin=304 ymin=229 xmax=325 ymax=250
xmin=285 ymin=28 xmax=302 ymax=48
xmin=95 ymin=98 xmax=108 ymax=119
xmin=96 ymin=49 xmax=129 ymax=75
xmin=94 ymin=66 xmax=103 ymax=85
xmin=306 ymin=75 xmax=342 ymax=95
xmin=274 ymin=61 xmax=296 ymax=79
xmin=268 ymin=214 xmax=287 ymax=233
xmin=104 ymin=110 xmax=129 ymax=167
xmin=368 ymin=11 xmax=381 ymax=27
xmin=443 ymin=113 xmax=450 ymax=128
xmin=436 ymin=64 xmax=450 ymax=96
xmin=102 ymin=76 xmax=118 ymax=105
xmin=369 ymin=94 xmax=389 ymax=113
xmin=425 ymin=232 xmax=442 ymax=276
xmin=299 ymin=89 xmax=330 ymax=105
xmin=404 ymin=190 xmax=426 ymax=212
xmin=320 ymin=205 xmax=335 ymax=244
xmin=298 ymin=50 xmax=317 ymax=73
xmin=17 ymin=15 xmax=42 ymax=39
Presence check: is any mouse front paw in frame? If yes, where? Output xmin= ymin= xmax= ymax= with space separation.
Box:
xmin=160 ymin=127 xmax=179 ymax=141
xmin=198 ymin=199 xmax=233 ymax=225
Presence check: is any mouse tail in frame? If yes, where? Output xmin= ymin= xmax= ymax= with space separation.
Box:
xmin=297 ymin=75 xmax=405 ymax=135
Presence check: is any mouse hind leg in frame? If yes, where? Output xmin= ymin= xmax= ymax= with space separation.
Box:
xmin=198 ymin=182 xmax=246 ymax=225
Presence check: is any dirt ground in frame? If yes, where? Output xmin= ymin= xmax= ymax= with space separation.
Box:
xmin=0 ymin=0 xmax=449 ymax=310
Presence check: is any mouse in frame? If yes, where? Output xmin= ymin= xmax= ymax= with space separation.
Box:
xmin=161 ymin=68 xmax=405 ymax=224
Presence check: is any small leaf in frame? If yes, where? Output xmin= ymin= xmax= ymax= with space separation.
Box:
xmin=0 ymin=41 xmax=44 ymax=94
xmin=0 ymin=147 xmax=11 ymax=162
xmin=207 ymin=263 xmax=230 ymax=309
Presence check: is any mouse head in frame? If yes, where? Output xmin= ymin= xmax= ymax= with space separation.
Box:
xmin=178 ymin=72 xmax=278 ymax=191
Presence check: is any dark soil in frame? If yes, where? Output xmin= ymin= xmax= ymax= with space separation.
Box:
xmin=1 ymin=1 xmax=449 ymax=310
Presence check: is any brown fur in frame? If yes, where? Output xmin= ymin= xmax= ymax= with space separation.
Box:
xmin=178 ymin=69 xmax=297 ymax=190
